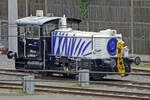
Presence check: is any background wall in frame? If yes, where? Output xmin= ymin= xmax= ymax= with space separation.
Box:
xmin=0 ymin=0 xmax=150 ymax=55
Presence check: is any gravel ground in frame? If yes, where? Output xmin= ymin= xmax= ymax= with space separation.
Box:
xmin=0 ymin=91 xmax=118 ymax=100
xmin=0 ymin=55 xmax=150 ymax=99
xmin=0 ymin=55 xmax=14 ymax=69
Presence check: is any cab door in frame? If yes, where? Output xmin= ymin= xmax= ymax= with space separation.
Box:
xmin=25 ymin=25 xmax=41 ymax=60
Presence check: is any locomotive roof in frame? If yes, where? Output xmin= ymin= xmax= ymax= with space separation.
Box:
xmin=16 ymin=16 xmax=81 ymax=25
xmin=16 ymin=16 xmax=61 ymax=25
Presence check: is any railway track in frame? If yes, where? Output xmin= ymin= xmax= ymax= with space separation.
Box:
xmin=91 ymin=81 xmax=150 ymax=91
xmin=0 ymin=68 xmax=150 ymax=83
xmin=0 ymin=68 xmax=150 ymax=99
xmin=0 ymin=69 xmax=37 ymax=76
xmin=1 ymin=75 xmax=150 ymax=92
xmin=132 ymin=68 xmax=150 ymax=73
xmin=0 ymin=82 xmax=150 ymax=100
xmin=0 ymin=68 xmax=150 ymax=76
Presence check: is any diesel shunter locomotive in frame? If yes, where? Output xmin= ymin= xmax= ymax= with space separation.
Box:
xmin=7 ymin=15 xmax=140 ymax=79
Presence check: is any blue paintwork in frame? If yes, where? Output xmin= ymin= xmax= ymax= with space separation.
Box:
xmin=56 ymin=32 xmax=64 ymax=55
xmin=70 ymin=34 xmax=76 ymax=56
xmin=83 ymin=52 xmax=92 ymax=56
xmin=31 ymin=42 xmax=37 ymax=47
xmin=83 ymin=49 xmax=102 ymax=57
xmin=81 ymin=41 xmax=92 ymax=55
xmin=107 ymin=38 xmax=118 ymax=56
xmin=67 ymin=38 xmax=72 ymax=56
xmin=95 ymin=49 xmax=101 ymax=52
xmin=74 ymin=39 xmax=82 ymax=55
xmin=52 ymin=32 xmax=96 ymax=57
xmin=77 ymin=41 xmax=85 ymax=56
xmin=60 ymin=33 xmax=68 ymax=56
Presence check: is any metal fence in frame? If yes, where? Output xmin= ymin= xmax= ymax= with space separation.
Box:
xmin=0 ymin=20 xmax=8 ymax=41
xmin=0 ymin=20 xmax=8 ymax=49
xmin=0 ymin=0 xmax=150 ymax=54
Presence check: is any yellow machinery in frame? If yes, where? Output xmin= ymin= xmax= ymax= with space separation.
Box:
xmin=116 ymin=40 xmax=125 ymax=77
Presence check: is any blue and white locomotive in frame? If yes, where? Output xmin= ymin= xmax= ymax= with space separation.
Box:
xmin=7 ymin=15 xmax=140 ymax=79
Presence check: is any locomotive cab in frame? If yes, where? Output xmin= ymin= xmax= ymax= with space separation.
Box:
xmin=8 ymin=15 xmax=81 ymax=70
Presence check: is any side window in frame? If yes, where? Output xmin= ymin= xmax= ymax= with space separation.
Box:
xmin=67 ymin=21 xmax=79 ymax=30
xmin=43 ymin=25 xmax=49 ymax=37
xmin=18 ymin=26 xmax=25 ymax=39
xmin=32 ymin=26 xmax=40 ymax=38
xmin=26 ymin=26 xmax=32 ymax=38
xmin=43 ymin=22 xmax=58 ymax=37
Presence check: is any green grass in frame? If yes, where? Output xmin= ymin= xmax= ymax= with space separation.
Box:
xmin=67 ymin=83 xmax=91 ymax=88
xmin=66 ymin=83 xmax=99 ymax=88
xmin=16 ymin=90 xmax=29 ymax=96
xmin=0 ymin=74 xmax=4 ymax=78
xmin=67 ymin=83 xmax=80 ymax=88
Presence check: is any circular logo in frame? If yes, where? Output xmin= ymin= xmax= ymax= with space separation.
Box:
xmin=107 ymin=38 xmax=118 ymax=56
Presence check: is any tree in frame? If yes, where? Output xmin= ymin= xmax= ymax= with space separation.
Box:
xmin=77 ymin=0 xmax=89 ymax=30
xmin=77 ymin=0 xmax=89 ymax=21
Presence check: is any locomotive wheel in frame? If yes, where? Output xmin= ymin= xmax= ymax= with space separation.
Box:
xmin=124 ymin=63 xmax=131 ymax=76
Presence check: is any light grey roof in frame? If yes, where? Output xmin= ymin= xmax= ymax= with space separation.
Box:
xmin=16 ymin=16 xmax=61 ymax=25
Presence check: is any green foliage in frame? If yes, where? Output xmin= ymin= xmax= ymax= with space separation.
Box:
xmin=77 ymin=0 xmax=89 ymax=21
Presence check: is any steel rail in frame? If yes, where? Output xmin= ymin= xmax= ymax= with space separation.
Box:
xmin=0 ymin=82 xmax=149 ymax=100
xmin=0 ymin=69 xmax=36 ymax=76
xmin=1 ymin=78 xmax=150 ymax=91
xmin=91 ymin=81 xmax=150 ymax=91
xmin=35 ymin=86 xmax=150 ymax=100
xmin=132 ymin=68 xmax=150 ymax=73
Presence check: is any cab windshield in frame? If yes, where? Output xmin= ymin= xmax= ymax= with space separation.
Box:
xmin=18 ymin=25 xmax=40 ymax=39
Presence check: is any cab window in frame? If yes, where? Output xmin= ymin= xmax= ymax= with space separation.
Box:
xmin=43 ymin=21 xmax=58 ymax=37
xmin=26 ymin=25 xmax=40 ymax=39
xmin=18 ymin=25 xmax=25 ymax=39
